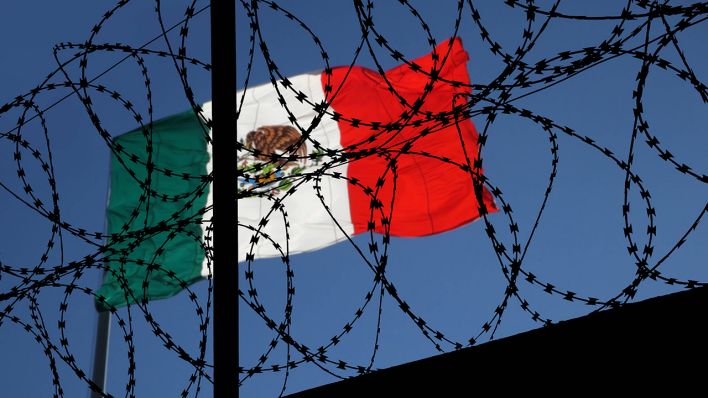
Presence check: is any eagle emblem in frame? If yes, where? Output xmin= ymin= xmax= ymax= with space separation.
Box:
xmin=238 ymin=125 xmax=324 ymax=195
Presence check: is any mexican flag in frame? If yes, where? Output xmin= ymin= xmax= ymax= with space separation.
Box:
xmin=97 ymin=38 xmax=497 ymax=310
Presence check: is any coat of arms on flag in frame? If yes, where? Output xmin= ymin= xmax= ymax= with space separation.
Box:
xmin=238 ymin=125 xmax=325 ymax=196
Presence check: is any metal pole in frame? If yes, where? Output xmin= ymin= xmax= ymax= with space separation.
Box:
xmin=211 ymin=0 xmax=238 ymax=397
xmin=89 ymin=309 xmax=111 ymax=398
xmin=90 ymin=149 xmax=114 ymax=398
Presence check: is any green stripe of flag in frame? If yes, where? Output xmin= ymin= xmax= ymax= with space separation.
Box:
xmin=97 ymin=110 xmax=210 ymax=310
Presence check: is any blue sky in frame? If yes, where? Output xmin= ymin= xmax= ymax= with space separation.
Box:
xmin=0 ymin=1 xmax=706 ymax=397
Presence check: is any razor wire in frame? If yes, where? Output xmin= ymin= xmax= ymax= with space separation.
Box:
xmin=0 ymin=0 xmax=706 ymax=397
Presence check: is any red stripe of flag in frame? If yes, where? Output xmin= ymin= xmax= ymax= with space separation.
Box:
xmin=324 ymin=38 xmax=497 ymax=236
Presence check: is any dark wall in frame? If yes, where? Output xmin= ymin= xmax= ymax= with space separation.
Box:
xmin=286 ymin=287 xmax=708 ymax=396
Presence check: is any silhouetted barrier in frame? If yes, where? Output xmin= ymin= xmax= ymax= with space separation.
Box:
xmin=287 ymin=286 xmax=708 ymax=396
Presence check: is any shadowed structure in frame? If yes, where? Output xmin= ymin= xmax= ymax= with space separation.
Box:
xmin=287 ymin=287 xmax=708 ymax=396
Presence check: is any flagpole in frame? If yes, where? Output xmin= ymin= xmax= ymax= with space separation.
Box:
xmin=89 ymin=309 xmax=111 ymax=398
xmin=211 ymin=0 xmax=238 ymax=397
xmin=90 ymin=136 xmax=114 ymax=398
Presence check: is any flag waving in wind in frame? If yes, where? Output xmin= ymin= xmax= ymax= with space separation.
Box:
xmin=97 ymin=38 xmax=497 ymax=309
